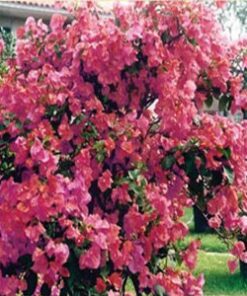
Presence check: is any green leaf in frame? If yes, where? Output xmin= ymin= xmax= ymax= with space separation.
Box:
xmin=93 ymin=140 xmax=105 ymax=151
xmin=128 ymin=169 xmax=140 ymax=180
xmin=0 ymin=123 xmax=5 ymax=131
xmin=96 ymin=153 xmax=105 ymax=163
xmin=82 ymin=121 xmax=99 ymax=141
xmin=223 ymin=166 xmax=234 ymax=185
xmin=188 ymin=37 xmax=197 ymax=46
xmin=100 ymin=263 xmax=111 ymax=278
xmin=219 ymin=95 xmax=231 ymax=112
xmin=220 ymin=147 xmax=231 ymax=160
xmin=205 ymin=94 xmax=213 ymax=108
xmin=57 ymin=159 xmax=74 ymax=178
xmin=115 ymin=18 xmax=121 ymax=27
xmin=102 ymin=96 xmax=109 ymax=104
xmin=154 ymin=285 xmax=167 ymax=296
xmin=161 ymin=154 xmax=175 ymax=170
xmin=54 ymin=44 xmax=62 ymax=58
xmin=161 ymin=30 xmax=170 ymax=44
xmin=3 ymin=118 xmax=11 ymax=127
xmin=15 ymin=119 xmax=23 ymax=129
xmin=73 ymin=113 xmax=86 ymax=124
xmin=129 ymin=182 xmax=141 ymax=195
xmin=136 ymin=161 xmax=147 ymax=171
xmin=93 ymin=141 xmax=106 ymax=163
xmin=126 ymin=64 xmax=139 ymax=74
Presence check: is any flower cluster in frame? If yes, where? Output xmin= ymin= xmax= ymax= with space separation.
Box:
xmin=0 ymin=1 xmax=246 ymax=295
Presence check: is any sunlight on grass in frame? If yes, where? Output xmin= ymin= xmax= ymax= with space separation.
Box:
xmin=195 ymin=251 xmax=247 ymax=296
xmin=126 ymin=251 xmax=247 ymax=296
xmin=182 ymin=207 xmax=194 ymax=231
xmin=127 ymin=208 xmax=245 ymax=295
xmin=181 ymin=208 xmax=229 ymax=253
xmin=182 ymin=233 xmax=228 ymax=253
xmin=180 ymin=207 xmax=244 ymax=295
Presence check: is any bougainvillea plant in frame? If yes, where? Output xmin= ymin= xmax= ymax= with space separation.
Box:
xmin=0 ymin=1 xmax=246 ymax=295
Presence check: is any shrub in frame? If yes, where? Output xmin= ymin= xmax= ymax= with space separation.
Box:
xmin=0 ymin=1 xmax=246 ymax=295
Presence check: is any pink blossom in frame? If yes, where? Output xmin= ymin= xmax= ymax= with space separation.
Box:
xmin=50 ymin=14 xmax=66 ymax=32
xmin=231 ymin=241 xmax=245 ymax=257
xmin=183 ymin=80 xmax=197 ymax=98
xmin=98 ymin=170 xmax=113 ymax=192
xmin=227 ymin=259 xmax=238 ymax=273
xmin=0 ymin=1 xmax=246 ymax=294
xmin=128 ymin=244 xmax=145 ymax=273
xmin=124 ymin=207 xmax=148 ymax=236
xmin=208 ymin=216 xmax=221 ymax=229
xmin=25 ymin=223 xmax=45 ymax=243
xmin=182 ymin=240 xmax=201 ymax=270
xmin=0 ymin=39 xmax=4 ymax=55
xmin=112 ymin=184 xmax=131 ymax=204
xmin=96 ymin=277 xmax=106 ymax=293
xmin=46 ymin=242 xmax=69 ymax=265
xmin=32 ymin=248 xmax=49 ymax=274
xmin=79 ymin=243 xmax=101 ymax=270
xmin=240 ymin=216 xmax=247 ymax=235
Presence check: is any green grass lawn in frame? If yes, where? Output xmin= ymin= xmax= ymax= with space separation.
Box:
xmin=181 ymin=232 xmax=228 ymax=253
xmin=127 ymin=209 xmax=247 ymax=295
xmin=182 ymin=207 xmax=195 ymax=231
xmin=195 ymin=251 xmax=247 ymax=296
xmin=126 ymin=251 xmax=247 ymax=295
xmin=181 ymin=207 xmax=228 ymax=252
xmin=182 ymin=207 xmax=247 ymax=295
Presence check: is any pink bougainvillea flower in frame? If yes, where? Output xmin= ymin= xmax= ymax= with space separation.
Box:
xmin=79 ymin=243 xmax=101 ymax=270
xmin=111 ymin=184 xmax=131 ymax=204
xmin=0 ymin=0 xmax=246 ymax=294
xmin=182 ymin=240 xmax=201 ymax=270
xmin=96 ymin=277 xmax=107 ymax=293
xmin=231 ymin=241 xmax=245 ymax=258
xmin=240 ymin=216 xmax=247 ymax=235
xmin=107 ymin=272 xmax=122 ymax=289
xmin=0 ymin=39 xmax=4 ymax=55
xmin=98 ymin=170 xmax=113 ymax=192
xmin=227 ymin=259 xmax=238 ymax=274
xmin=183 ymin=80 xmax=197 ymax=98
xmin=208 ymin=216 xmax=221 ymax=229
xmin=50 ymin=13 xmax=66 ymax=32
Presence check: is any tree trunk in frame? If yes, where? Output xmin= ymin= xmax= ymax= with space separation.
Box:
xmin=240 ymin=260 xmax=247 ymax=278
xmin=193 ymin=206 xmax=209 ymax=233
xmin=238 ymin=236 xmax=247 ymax=279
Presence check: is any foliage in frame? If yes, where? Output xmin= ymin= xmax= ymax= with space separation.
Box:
xmin=0 ymin=27 xmax=15 ymax=78
xmin=0 ymin=27 xmax=15 ymax=58
xmin=0 ymin=1 xmax=246 ymax=295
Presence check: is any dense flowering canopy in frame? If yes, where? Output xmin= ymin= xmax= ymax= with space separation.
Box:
xmin=0 ymin=1 xmax=246 ymax=295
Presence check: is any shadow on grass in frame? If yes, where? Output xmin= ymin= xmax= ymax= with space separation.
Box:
xmin=203 ymin=271 xmax=247 ymax=296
